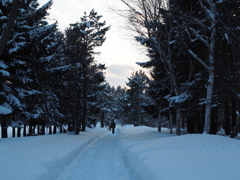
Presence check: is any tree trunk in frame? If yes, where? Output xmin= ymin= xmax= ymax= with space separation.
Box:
xmin=23 ymin=124 xmax=26 ymax=137
xmin=231 ymin=100 xmax=236 ymax=132
xmin=158 ymin=110 xmax=162 ymax=132
xmin=230 ymin=121 xmax=240 ymax=138
xmin=81 ymin=75 xmax=87 ymax=132
xmin=182 ymin=116 xmax=185 ymax=129
xmin=101 ymin=112 xmax=104 ymax=128
xmin=176 ymin=108 xmax=182 ymax=135
xmin=204 ymin=71 xmax=214 ymax=133
xmin=137 ymin=105 xmax=140 ymax=126
xmin=1 ymin=118 xmax=8 ymax=138
xmin=17 ymin=127 xmax=21 ymax=137
xmin=12 ymin=127 xmax=16 ymax=137
xmin=0 ymin=0 xmax=22 ymax=56
xmin=32 ymin=125 xmax=36 ymax=135
xmin=196 ymin=107 xmax=204 ymax=133
xmin=60 ymin=124 xmax=63 ymax=133
xmin=42 ymin=122 xmax=45 ymax=135
xmin=169 ymin=109 xmax=173 ymax=134
xmin=210 ymin=106 xmax=218 ymax=134
xmin=81 ymin=100 xmax=86 ymax=132
xmin=37 ymin=124 xmax=40 ymax=135
xmin=53 ymin=125 xmax=57 ymax=134
xmin=28 ymin=124 xmax=32 ymax=135
xmin=49 ymin=126 xmax=52 ymax=134
xmin=187 ymin=116 xmax=195 ymax=133
xmin=224 ymin=100 xmax=231 ymax=135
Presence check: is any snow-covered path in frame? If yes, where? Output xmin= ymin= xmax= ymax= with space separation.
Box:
xmin=2 ymin=126 xmax=240 ymax=180
xmin=56 ymin=129 xmax=132 ymax=180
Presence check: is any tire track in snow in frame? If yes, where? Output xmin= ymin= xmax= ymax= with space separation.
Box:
xmin=56 ymin=128 xmax=132 ymax=180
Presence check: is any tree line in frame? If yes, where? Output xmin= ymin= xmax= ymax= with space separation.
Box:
xmin=1 ymin=0 xmax=240 ymax=139
xmin=119 ymin=0 xmax=240 ymax=136
xmin=0 ymin=0 xmax=111 ymax=138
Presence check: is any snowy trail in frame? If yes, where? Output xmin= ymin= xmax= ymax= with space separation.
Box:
xmin=56 ymin=128 xmax=132 ymax=180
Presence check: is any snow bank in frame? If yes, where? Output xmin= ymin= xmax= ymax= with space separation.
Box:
xmin=119 ymin=126 xmax=240 ymax=180
xmin=2 ymin=125 xmax=240 ymax=180
xmin=0 ymin=127 xmax=107 ymax=180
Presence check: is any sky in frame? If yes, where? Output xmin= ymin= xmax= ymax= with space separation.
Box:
xmin=1 ymin=125 xmax=240 ymax=180
xmin=38 ymin=0 xmax=149 ymax=87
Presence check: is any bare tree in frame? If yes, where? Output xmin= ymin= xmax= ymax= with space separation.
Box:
xmin=119 ymin=0 xmax=186 ymax=135
xmin=185 ymin=0 xmax=223 ymax=133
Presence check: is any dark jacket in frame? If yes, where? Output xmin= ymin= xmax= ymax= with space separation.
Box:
xmin=110 ymin=121 xmax=116 ymax=128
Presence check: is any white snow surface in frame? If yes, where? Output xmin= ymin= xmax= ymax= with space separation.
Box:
xmin=0 ymin=105 xmax=12 ymax=114
xmin=0 ymin=69 xmax=10 ymax=76
xmin=1 ymin=125 xmax=240 ymax=180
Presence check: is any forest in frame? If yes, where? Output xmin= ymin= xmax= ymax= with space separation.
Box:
xmin=0 ymin=0 xmax=240 ymax=138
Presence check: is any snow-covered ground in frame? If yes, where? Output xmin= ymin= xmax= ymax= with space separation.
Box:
xmin=1 ymin=125 xmax=240 ymax=180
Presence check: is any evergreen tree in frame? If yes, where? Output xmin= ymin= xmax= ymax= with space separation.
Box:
xmin=96 ymin=83 xmax=117 ymax=128
xmin=126 ymin=70 xmax=151 ymax=126
xmin=215 ymin=0 xmax=240 ymax=135
xmin=0 ymin=0 xmax=61 ymax=137
xmin=64 ymin=9 xmax=110 ymax=134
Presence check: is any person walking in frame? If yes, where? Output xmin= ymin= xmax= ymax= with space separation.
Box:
xmin=110 ymin=120 xmax=116 ymax=134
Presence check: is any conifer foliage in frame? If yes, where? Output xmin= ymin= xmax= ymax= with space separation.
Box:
xmin=64 ymin=9 xmax=110 ymax=134
xmin=125 ymin=70 xmax=152 ymax=126
xmin=0 ymin=1 xmax=110 ymax=138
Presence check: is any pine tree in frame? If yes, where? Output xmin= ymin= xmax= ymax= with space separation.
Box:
xmin=215 ymin=0 xmax=240 ymax=135
xmin=96 ymin=83 xmax=117 ymax=128
xmin=0 ymin=0 xmax=61 ymax=137
xmin=13 ymin=0 xmax=59 ymax=136
xmin=126 ymin=70 xmax=150 ymax=126
xmin=64 ymin=9 xmax=110 ymax=134
xmin=0 ymin=0 xmax=28 ymax=137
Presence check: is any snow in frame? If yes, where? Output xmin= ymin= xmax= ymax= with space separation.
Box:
xmin=7 ymin=94 xmax=21 ymax=107
xmin=1 ymin=125 xmax=240 ymax=180
xmin=33 ymin=108 xmax=43 ymax=119
xmin=86 ymin=22 xmax=91 ymax=28
xmin=0 ymin=69 xmax=10 ymax=76
xmin=167 ymin=91 xmax=191 ymax=105
xmin=168 ymin=40 xmax=176 ymax=45
xmin=0 ymin=15 xmax=7 ymax=20
xmin=19 ymin=76 xmax=33 ymax=84
xmin=0 ymin=60 xmax=8 ymax=69
xmin=1 ymin=0 xmax=12 ymax=6
xmin=135 ymin=36 xmax=148 ymax=44
xmin=0 ymin=105 xmax=12 ymax=114
xmin=46 ymin=65 xmax=70 ymax=72
xmin=25 ymin=89 xmax=41 ymax=95
xmin=80 ymin=30 xmax=87 ymax=34
xmin=121 ymin=127 xmax=240 ymax=180
xmin=56 ymin=129 xmax=132 ymax=180
xmin=40 ymin=54 xmax=54 ymax=62
xmin=0 ymin=127 xmax=107 ymax=180
xmin=9 ymin=42 xmax=27 ymax=54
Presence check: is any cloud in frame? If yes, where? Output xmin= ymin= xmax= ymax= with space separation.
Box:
xmin=105 ymin=64 xmax=141 ymax=87
xmin=69 ymin=0 xmax=85 ymax=11
xmin=105 ymin=74 xmax=127 ymax=88
xmin=107 ymin=64 xmax=136 ymax=76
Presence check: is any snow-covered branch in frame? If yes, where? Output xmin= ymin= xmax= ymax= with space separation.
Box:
xmin=185 ymin=28 xmax=209 ymax=47
xmin=188 ymin=49 xmax=210 ymax=73
xmin=190 ymin=28 xmax=209 ymax=47
xmin=215 ymin=0 xmax=223 ymax=5
xmin=199 ymin=0 xmax=210 ymax=14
